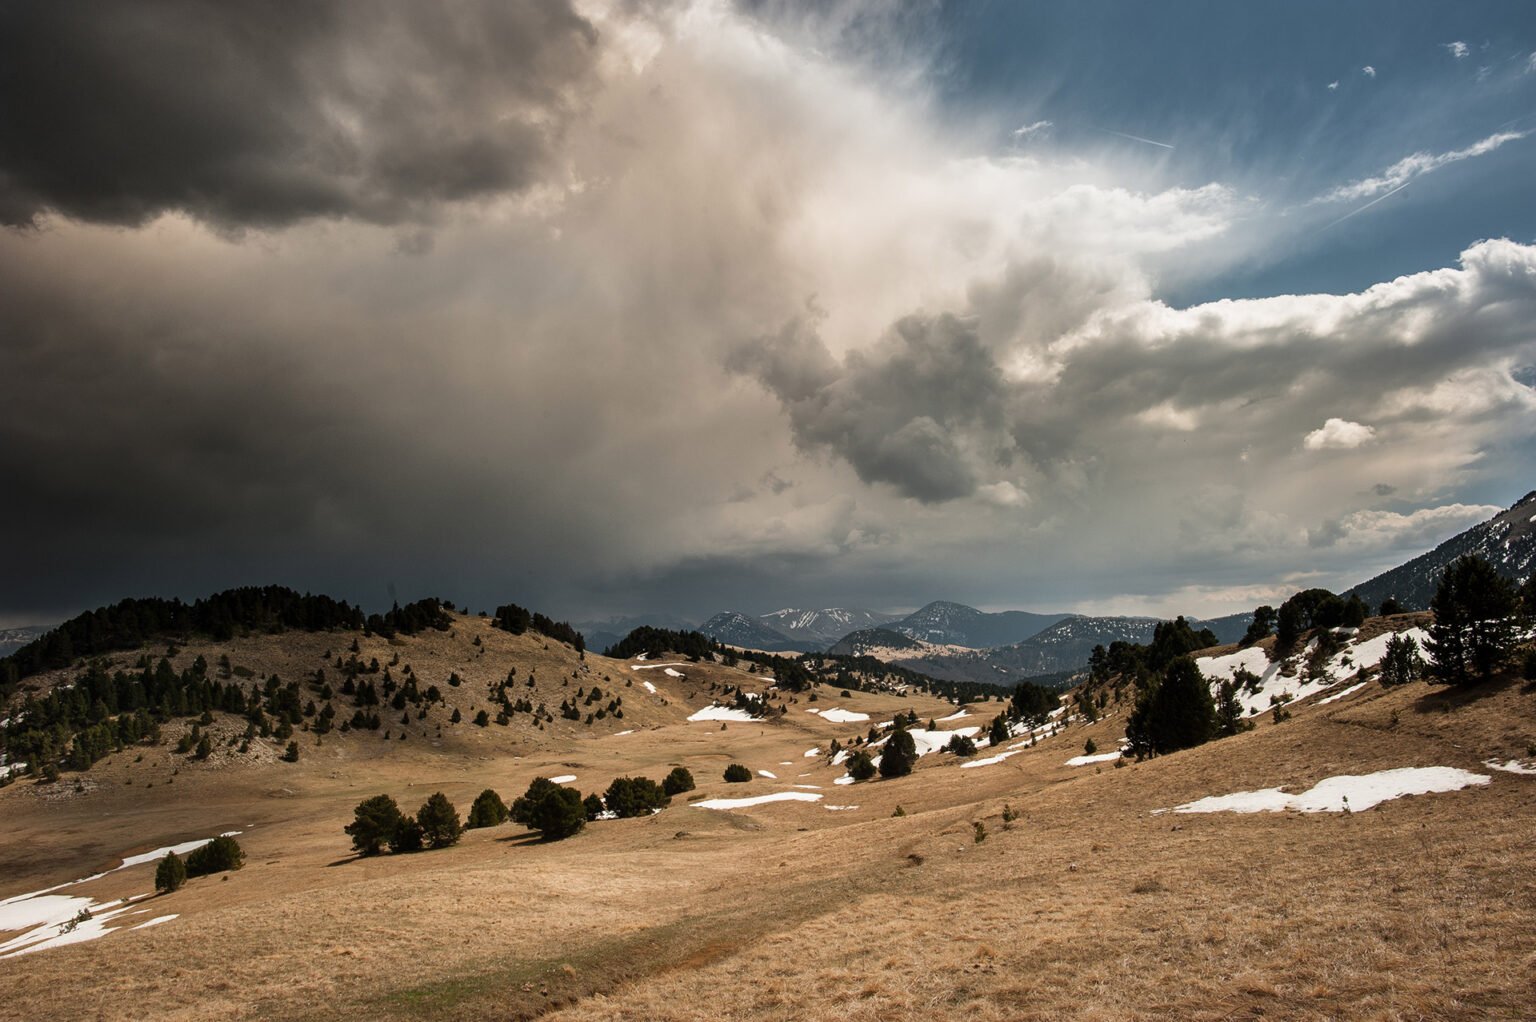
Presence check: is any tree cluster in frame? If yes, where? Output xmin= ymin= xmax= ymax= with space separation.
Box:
xmin=345 ymin=793 xmax=462 ymax=855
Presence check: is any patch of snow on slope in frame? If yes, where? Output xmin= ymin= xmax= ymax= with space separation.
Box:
xmin=757 ymin=770 xmax=777 ymax=779
xmin=693 ymin=791 xmax=823 ymax=810
xmin=686 ymin=705 xmax=758 ymax=723
xmin=960 ymin=749 xmax=1021 ymax=769
xmin=630 ymin=662 xmax=688 ymax=671
xmin=1485 ymin=759 xmax=1536 ymax=775
xmin=937 ymin=710 xmax=969 ymax=722
xmin=642 ymin=681 xmax=657 ymax=694
xmin=664 ymin=668 xmax=684 ymax=678
xmin=548 ymin=775 xmax=577 ymax=784
xmin=130 ymin=915 xmax=177 ymax=930
xmin=1167 ymin=767 xmax=1489 ymax=814
xmin=803 ymin=747 xmax=820 ymax=758
xmin=816 ymin=708 xmax=870 ymax=723
xmin=1065 ymin=751 xmax=1122 ymax=767
xmin=1316 ymin=681 xmax=1368 ymax=706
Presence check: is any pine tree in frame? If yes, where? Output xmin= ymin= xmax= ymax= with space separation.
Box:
xmin=878 ymin=726 xmax=916 ymax=779
xmin=1428 ymin=555 xmax=1518 ymax=684
xmin=155 ymin=850 xmax=187 ymax=893
xmin=722 ymin=763 xmax=751 ymax=783
xmin=1126 ymin=656 xmax=1216 ymax=758
xmin=467 ymin=788 xmax=510 ymax=828
xmin=846 ymin=750 xmax=876 ymax=781
xmin=510 ymin=777 xmax=585 ymax=840
xmin=390 ymin=815 xmax=424 ymax=853
xmin=1379 ymin=633 xmax=1423 ymax=687
xmin=1213 ymin=680 xmax=1251 ymax=737
xmin=345 ymin=794 xmax=405 ymax=856
xmin=416 ymin=792 xmax=462 ymax=848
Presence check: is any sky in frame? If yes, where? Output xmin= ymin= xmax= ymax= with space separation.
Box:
xmin=2 ymin=0 xmax=1535 ymax=628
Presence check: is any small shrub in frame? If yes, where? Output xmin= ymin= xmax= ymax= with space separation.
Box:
xmin=973 ymin=821 xmax=987 ymax=843
xmin=662 ymin=766 xmax=696 ymax=796
xmin=583 ymin=793 xmax=605 ymax=821
xmin=945 ymin=733 xmax=977 ymax=757
xmin=891 ymin=805 xmax=906 ymax=817
xmin=186 ymin=836 xmax=244 ymax=876
xmin=723 ymin=763 xmax=752 ymax=783
xmin=1083 ymin=737 xmax=1098 ymax=756
xmin=155 ymin=851 xmax=187 ymax=893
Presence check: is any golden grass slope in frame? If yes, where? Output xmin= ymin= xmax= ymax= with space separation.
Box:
xmin=0 ymin=615 xmax=1532 ymax=1021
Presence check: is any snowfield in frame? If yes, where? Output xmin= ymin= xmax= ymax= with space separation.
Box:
xmin=1165 ymin=766 xmax=1489 ymax=814
xmin=548 ymin=775 xmax=577 ymax=784
xmin=642 ymin=681 xmax=657 ymax=694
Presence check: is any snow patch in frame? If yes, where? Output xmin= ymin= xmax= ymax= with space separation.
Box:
xmin=1064 ymin=751 xmax=1122 ymax=767
xmin=816 ymin=708 xmax=870 ymax=723
xmin=663 ymin=668 xmax=685 ymax=678
xmin=548 ymin=775 xmax=577 ymax=784
xmin=823 ymin=805 xmax=859 ymax=811
xmin=1316 ymin=681 xmax=1368 ymax=706
xmin=803 ymin=747 xmax=821 ymax=758
xmin=693 ymin=792 xmax=823 ymax=810
xmin=960 ymin=749 xmax=1021 ymax=769
xmin=757 ymin=770 xmax=777 ymax=779
xmin=130 ymin=914 xmax=178 ymax=930
xmin=1166 ymin=767 xmax=1489 ymax=814
xmin=1484 ymin=759 xmax=1536 ymax=775
xmin=642 ymin=681 xmax=657 ymax=694
xmin=686 ymin=705 xmax=758 ymax=723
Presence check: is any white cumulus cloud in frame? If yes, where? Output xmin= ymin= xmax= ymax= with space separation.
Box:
xmin=1304 ymin=418 xmax=1376 ymax=451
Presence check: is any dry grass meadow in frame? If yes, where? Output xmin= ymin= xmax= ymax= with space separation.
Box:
xmin=1 ymin=613 xmax=1532 ymax=1021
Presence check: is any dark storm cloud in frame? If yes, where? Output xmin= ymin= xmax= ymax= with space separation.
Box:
xmin=0 ymin=0 xmax=598 ymax=228
xmin=729 ymin=312 xmax=1011 ymax=503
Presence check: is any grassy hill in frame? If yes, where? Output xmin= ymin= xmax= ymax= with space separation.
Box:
xmin=0 ymin=606 xmax=1532 ymax=1020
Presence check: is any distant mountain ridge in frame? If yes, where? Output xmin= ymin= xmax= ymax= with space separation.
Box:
xmin=0 ymin=626 xmax=50 ymax=659
xmin=1349 ymin=490 xmax=1536 ymax=610
xmin=760 ymin=607 xmax=902 ymax=646
xmin=891 ymin=601 xmax=1070 ymax=649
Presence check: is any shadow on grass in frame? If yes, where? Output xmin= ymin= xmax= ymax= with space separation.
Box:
xmin=1412 ymin=671 xmax=1523 ymax=712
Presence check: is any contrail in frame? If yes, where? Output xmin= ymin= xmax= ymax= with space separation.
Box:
xmin=1321 ymin=181 xmax=1410 ymax=230
xmin=1100 ymin=128 xmax=1175 ymax=150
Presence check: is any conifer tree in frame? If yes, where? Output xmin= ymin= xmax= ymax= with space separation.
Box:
xmin=346 ymin=794 xmax=405 ymax=856
xmin=878 ymin=726 xmax=916 ymax=779
xmin=1380 ymin=633 xmax=1423 ymax=687
xmin=416 ymin=792 xmax=462 ymax=848
xmin=155 ymin=850 xmax=187 ymax=893
xmin=467 ymin=788 xmax=510 ymax=828
xmin=662 ymin=766 xmax=696 ymax=796
xmin=1428 ymin=555 xmax=1517 ymax=684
